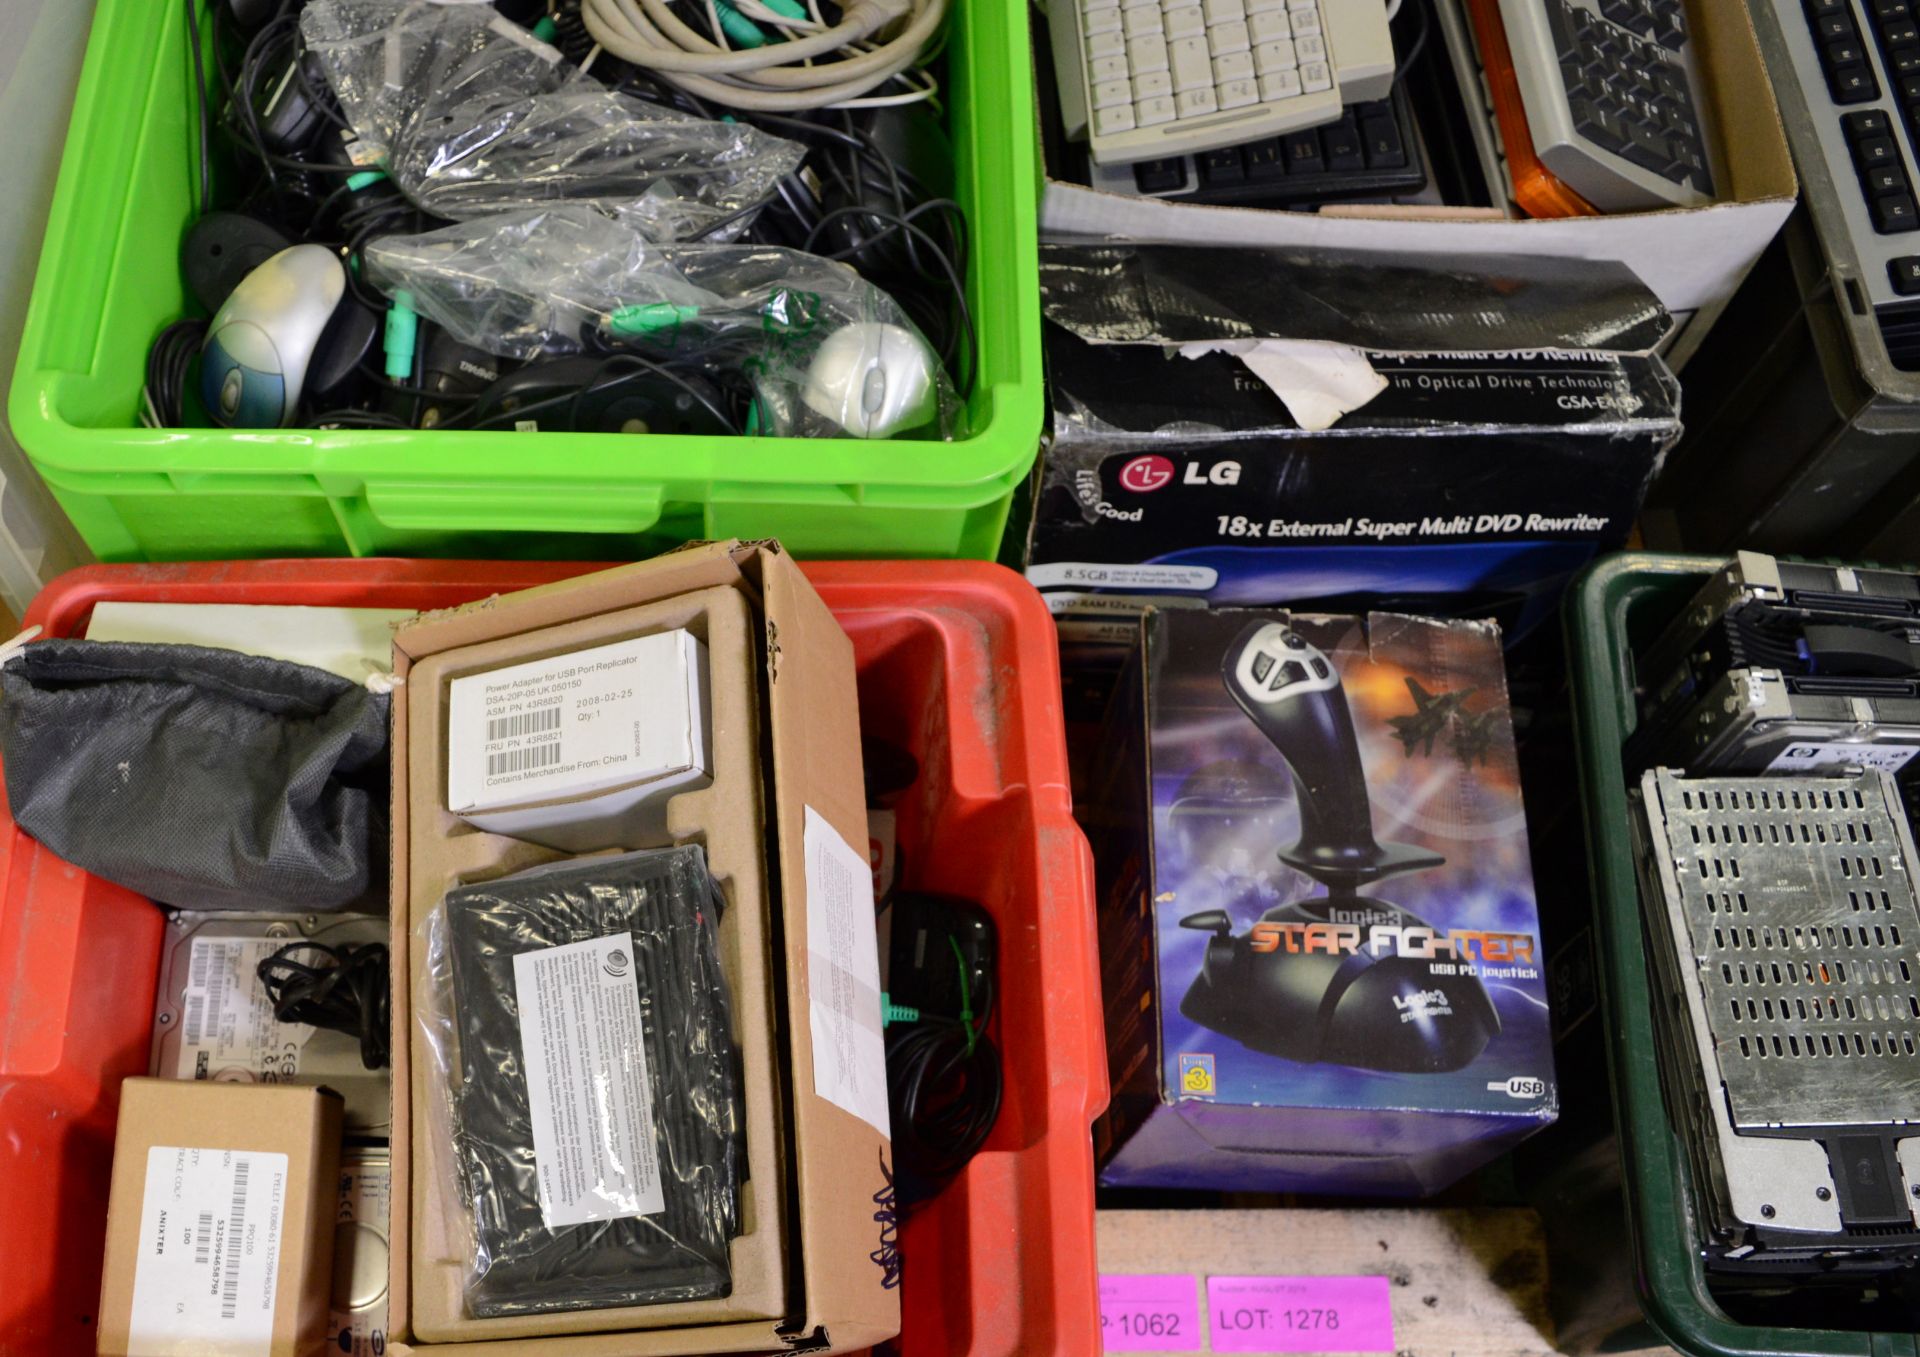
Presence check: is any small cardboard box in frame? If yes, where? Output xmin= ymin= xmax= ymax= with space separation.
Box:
xmin=446 ymin=628 xmax=712 ymax=851
xmin=1088 ymin=608 xmax=1556 ymax=1195
xmin=97 ymin=1079 xmax=343 ymax=1357
xmin=388 ymin=541 xmax=897 ymax=1355
xmin=1038 ymin=1 xmax=1795 ymax=369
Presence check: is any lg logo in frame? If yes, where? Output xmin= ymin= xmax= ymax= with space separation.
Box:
xmin=1117 ymin=456 xmax=1242 ymax=492
xmin=1117 ymin=455 xmax=1175 ymax=493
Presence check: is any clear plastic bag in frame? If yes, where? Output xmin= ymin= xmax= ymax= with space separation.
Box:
xmin=419 ymin=846 xmax=741 ymax=1317
xmin=302 ymin=0 xmax=803 ymax=241
xmin=364 ymin=205 xmax=960 ymax=438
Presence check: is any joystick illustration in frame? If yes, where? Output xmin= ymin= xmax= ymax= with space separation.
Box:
xmin=1177 ymin=621 xmax=1500 ymax=1073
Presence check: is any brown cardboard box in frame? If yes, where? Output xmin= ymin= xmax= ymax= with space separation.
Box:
xmin=1041 ymin=0 xmax=1795 ymax=370
xmin=98 ymin=1079 xmax=343 ymax=1357
xmin=388 ymin=542 xmax=898 ymax=1355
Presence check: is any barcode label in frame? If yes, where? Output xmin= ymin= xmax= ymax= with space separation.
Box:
xmin=488 ymin=705 xmax=562 ymax=741
xmin=132 ymin=1147 xmax=286 ymax=1355
xmin=488 ymin=743 xmax=561 ymax=777
xmin=220 ymin=1159 xmax=250 ymax=1320
xmin=189 ymin=942 xmax=211 ymax=990
xmin=184 ymin=995 xmax=206 ymax=1047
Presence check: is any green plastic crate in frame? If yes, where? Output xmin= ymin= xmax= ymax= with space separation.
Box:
xmin=6 ymin=0 xmax=1043 ymax=562
xmin=1564 ymin=551 xmax=1920 ymax=1357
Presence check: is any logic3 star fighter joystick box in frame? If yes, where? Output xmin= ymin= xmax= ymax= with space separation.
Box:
xmin=1088 ymin=607 xmax=1557 ymax=1195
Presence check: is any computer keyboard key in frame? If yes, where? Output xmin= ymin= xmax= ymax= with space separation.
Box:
xmin=1219 ymin=77 xmax=1260 ymax=107
xmin=1895 ymin=48 xmax=1920 ymax=77
xmin=1296 ymin=32 xmax=1325 ymax=60
xmin=1831 ymin=64 xmax=1882 ymax=102
xmin=1600 ymin=0 xmax=1634 ymax=23
xmin=1814 ymin=13 xmax=1856 ymax=42
xmin=1211 ymin=18 xmax=1251 ymax=51
xmin=1875 ymin=192 xmax=1920 ymax=231
xmin=1096 ymin=103 xmax=1138 ymax=133
xmin=1130 ymin=35 xmax=1170 ymax=70
xmin=1137 ymin=94 xmax=1179 ymax=125
xmin=1570 ymin=98 xmax=1626 ymax=151
xmin=1170 ymin=34 xmax=1211 ymax=88
xmin=1135 ymin=157 xmax=1188 ymax=191
xmin=1165 ymin=4 xmax=1205 ymax=37
xmin=1828 ymin=38 xmax=1869 ymax=66
xmin=1845 ymin=109 xmax=1894 ymax=140
xmin=1085 ymin=6 xmax=1124 ymax=34
xmin=1361 ymin=111 xmax=1406 ymax=166
xmin=1620 ymin=121 xmax=1673 ymax=171
xmin=1124 ymin=6 xmax=1163 ymax=36
xmin=1244 ymin=138 xmax=1286 ymax=177
xmin=1890 ymin=20 xmax=1920 ymax=45
xmin=1177 ymin=86 xmax=1219 ymax=116
xmin=1856 ymin=136 xmax=1901 ymax=169
xmin=1245 ymin=0 xmax=1285 ymax=12
xmin=1866 ymin=164 xmax=1911 ymax=196
xmin=1291 ymin=6 xmax=1320 ymax=32
xmin=1260 ymin=68 xmax=1303 ymax=98
xmin=1286 ymin=0 xmax=1314 ymax=10
xmin=1203 ymin=0 xmax=1243 ymax=23
xmin=1094 ymin=78 xmax=1134 ymax=109
xmin=1249 ymin=9 xmax=1291 ymax=41
xmin=1255 ymin=37 xmax=1296 ymax=70
xmin=1301 ymin=59 xmax=1332 ymax=89
xmin=1214 ymin=49 xmax=1255 ymax=79
xmin=1890 ymin=256 xmax=1920 ymax=294
xmin=1092 ymin=54 xmax=1130 ymax=82
xmin=1877 ymin=0 xmax=1915 ymax=21
xmin=1200 ymin=147 xmax=1245 ymax=182
xmin=1284 ymin=128 xmax=1324 ymax=170
xmin=1324 ymin=119 xmax=1364 ymax=170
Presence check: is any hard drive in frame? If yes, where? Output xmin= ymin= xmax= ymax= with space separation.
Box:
xmin=331 ymin=1146 xmax=390 ymax=1357
xmin=149 ymin=911 xmax=390 ymax=1137
xmin=1633 ymin=767 xmax=1920 ymax=1269
xmin=1634 ymin=551 xmax=1920 ymax=782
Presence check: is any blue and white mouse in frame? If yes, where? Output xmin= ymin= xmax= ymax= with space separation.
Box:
xmin=201 ymin=244 xmax=347 ymax=427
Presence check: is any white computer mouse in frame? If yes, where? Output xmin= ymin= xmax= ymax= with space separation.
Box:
xmin=800 ymin=321 xmax=940 ymax=438
xmin=201 ymin=244 xmax=347 ymax=427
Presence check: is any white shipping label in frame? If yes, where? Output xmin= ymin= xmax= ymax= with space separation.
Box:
xmin=1765 ymin=742 xmax=1920 ymax=774
xmin=176 ymin=938 xmax=318 ymax=1082
xmin=512 ymin=933 xmax=665 ymax=1229
xmin=448 ymin=633 xmax=700 ymax=809
xmin=803 ymin=807 xmax=890 ymax=1137
xmin=129 ymin=1147 xmax=289 ymax=1357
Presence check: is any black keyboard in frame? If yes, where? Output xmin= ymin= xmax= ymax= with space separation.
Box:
xmin=1546 ymin=0 xmax=1712 ymax=196
xmin=1105 ymin=87 xmax=1428 ymax=205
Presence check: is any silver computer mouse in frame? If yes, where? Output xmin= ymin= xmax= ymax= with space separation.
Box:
xmin=200 ymin=244 xmax=346 ymax=427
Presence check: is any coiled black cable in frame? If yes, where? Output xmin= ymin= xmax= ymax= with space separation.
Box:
xmin=885 ymin=952 xmax=1000 ymax=1203
xmin=257 ymin=939 xmax=391 ymax=1071
xmin=144 ymin=319 xmax=209 ymax=427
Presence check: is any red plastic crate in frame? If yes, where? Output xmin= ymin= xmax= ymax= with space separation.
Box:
xmin=0 ymin=558 xmax=1105 ymax=1357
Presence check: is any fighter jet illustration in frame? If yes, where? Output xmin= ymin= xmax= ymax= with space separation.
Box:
xmin=1387 ymin=678 xmax=1477 ymax=757
xmin=1450 ymin=707 xmax=1499 ymax=768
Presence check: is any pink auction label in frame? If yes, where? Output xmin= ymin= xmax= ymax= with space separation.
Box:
xmin=1099 ymin=1274 xmax=1202 ymax=1352
xmin=1205 ymin=1274 xmax=1397 ymax=1353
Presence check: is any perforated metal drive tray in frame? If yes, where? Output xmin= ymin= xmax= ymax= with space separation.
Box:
xmin=1637 ymin=768 xmax=1920 ymax=1246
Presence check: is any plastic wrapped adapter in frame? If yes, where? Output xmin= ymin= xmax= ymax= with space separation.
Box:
xmin=302 ymin=0 xmax=803 ymax=240
xmin=423 ymin=846 xmax=741 ymax=1317
xmin=365 ymin=205 xmax=961 ymax=438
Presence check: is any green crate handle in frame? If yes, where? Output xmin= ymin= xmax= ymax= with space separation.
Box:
xmin=364 ymin=482 xmax=665 ymax=533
